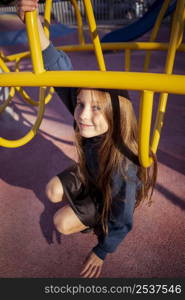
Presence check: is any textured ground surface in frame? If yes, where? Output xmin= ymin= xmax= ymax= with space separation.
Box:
xmin=0 ymin=14 xmax=184 ymax=278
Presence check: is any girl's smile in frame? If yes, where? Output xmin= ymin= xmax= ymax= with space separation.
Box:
xmin=79 ymin=123 xmax=94 ymax=127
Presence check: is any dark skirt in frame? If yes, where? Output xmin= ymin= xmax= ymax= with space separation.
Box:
xmin=57 ymin=164 xmax=103 ymax=234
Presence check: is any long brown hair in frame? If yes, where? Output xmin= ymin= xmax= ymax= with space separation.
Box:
xmin=74 ymin=88 xmax=157 ymax=235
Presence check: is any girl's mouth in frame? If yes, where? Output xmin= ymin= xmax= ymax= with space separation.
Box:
xmin=79 ymin=123 xmax=94 ymax=127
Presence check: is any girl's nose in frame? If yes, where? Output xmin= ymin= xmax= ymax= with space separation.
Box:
xmin=79 ymin=107 xmax=91 ymax=121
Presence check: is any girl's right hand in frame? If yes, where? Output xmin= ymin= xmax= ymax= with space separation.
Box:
xmin=16 ymin=0 xmax=39 ymax=22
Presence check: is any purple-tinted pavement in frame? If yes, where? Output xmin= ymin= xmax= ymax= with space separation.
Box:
xmin=0 ymin=15 xmax=184 ymax=278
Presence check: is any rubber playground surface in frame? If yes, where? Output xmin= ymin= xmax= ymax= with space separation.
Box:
xmin=0 ymin=14 xmax=184 ymax=278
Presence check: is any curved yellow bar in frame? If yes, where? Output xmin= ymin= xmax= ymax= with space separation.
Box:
xmin=14 ymin=54 xmax=54 ymax=106
xmin=0 ymin=86 xmax=15 ymax=113
xmin=0 ymin=11 xmax=46 ymax=148
xmin=0 ymin=87 xmax=46 ymax=148
xmin=83 ymin=0 xmax=106 ymax=71
xmin=0 ymin=57 xmax=16 ymax=112
xmin=138 ymin=91 xmax=154 ymax=167
xmin=71 ymin=0 xmax=85 ymax=45
xmin=16 ymin=86 xmax=54 ymax=106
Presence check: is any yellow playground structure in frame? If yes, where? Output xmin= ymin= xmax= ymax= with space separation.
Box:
xmin=0 ymin=0 xmax=185 ymax=168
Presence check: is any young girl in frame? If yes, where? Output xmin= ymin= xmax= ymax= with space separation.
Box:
xmin=17 ymin=0 xmax=157 ymax=278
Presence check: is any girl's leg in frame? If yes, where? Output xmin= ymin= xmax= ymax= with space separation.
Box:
xmin=53 ymin=205 xmax=90 ymax=235
xmin=45 ymin=176 xmax=65 ymax=203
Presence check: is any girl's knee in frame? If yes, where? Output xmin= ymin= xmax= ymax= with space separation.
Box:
xmin=53 ymin=210 xmax=71 ymax=235
xmin=46 ymin=176 xmax=64 ymax=203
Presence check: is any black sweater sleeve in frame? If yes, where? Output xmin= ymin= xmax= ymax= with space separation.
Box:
xmin=92 ymin=162 xmax=140 ymax=260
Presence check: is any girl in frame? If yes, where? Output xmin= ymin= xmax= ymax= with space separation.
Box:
xmin=17 ymin=0 xmax=157 ymax=278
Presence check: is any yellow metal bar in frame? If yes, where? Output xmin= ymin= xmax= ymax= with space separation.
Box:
xmin=151 ymin=93 xmax=168 ymax=155
xmin=43 ymin=0 xmax=53 ymax=39
xmin=6 ymin=52 xmax=30 ymax=62
xmin=0 ymin=87 xmax=46 ymax=148
xmin=165 ymin=1 xmax=185 ymax=74
xmin=0 ymin=57 xmax=16 ymax=112
xmin=144 ymin=0 xmax=171 ymax=72
xmin=25 ymin=10 xmax=44 ymax=74
xmin=138 ymin=91 xmax=154 ymax=167
xmin=1 ymin=71 xmax=185 ymax=94
xmin=16 ymin=86 xmax=54 ymax=106
xmin=0 ymin=56 xmax=10 ymax=73
xmin=83 ymin=0 xmax=106 ymax=71
xmin=71 ymin=0 xmax=85 ymax=45
xmin=58 ymin=42 xmax=185 ymax=53
xmin=0 ymin=11 xmax=48 ymax=148
xmin=0 ymin=47 xmax=53 ymax=107
xmin=151 ymin=0 xmax=185 ymax=154
xmin=0 ymin=86 xmax=15 ymax=113
xmin=175 ymin=2 xmax=185 ymax=48
xmin=125 ymin=49 xmax=131 ymax=71
xmin=6 ymin=42 xmax=185 ymax=62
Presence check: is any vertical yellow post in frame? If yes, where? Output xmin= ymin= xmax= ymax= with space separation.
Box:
xmin=43 ymin=0 xmax=53 ymax=39
xmin=125 ymin=49 xmax=131 ymax=71
xmin=83 ymin=0 xmax=106 ymax=71
xmin=25 ymin=10 xmax=44 ymax=74
xmin=151 ymin=0 xmax=185 ymax=154
xmin=144 ymin=0 xmax=171 ymax=72
xmin=138 ymin=91 xmax=154 ymax=168
xmin=71 ymin=0 xmax=85 ymax=45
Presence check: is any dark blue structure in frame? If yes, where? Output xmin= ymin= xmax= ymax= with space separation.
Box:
xmin=101 ymin=0 xmax=176 ymax=43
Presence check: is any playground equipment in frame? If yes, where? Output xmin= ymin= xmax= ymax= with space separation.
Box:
xmin=101 ymin=0 xmax=176 ymax=43
xmin=0 ymin=0 xmax=185 ymax=169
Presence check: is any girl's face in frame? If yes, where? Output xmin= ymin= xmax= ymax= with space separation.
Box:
xmin=74 ymin=89 xmax=108 ymax=138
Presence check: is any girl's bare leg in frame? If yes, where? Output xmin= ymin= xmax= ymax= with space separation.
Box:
xmin=46 ymin=177 xmax=90 ymax=233
xmin=45 ymin=176 xmax=65 ymax=203
xmin=53 ymin=205 xmax=90 ymax=235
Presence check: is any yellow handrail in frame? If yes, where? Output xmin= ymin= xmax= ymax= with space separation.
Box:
xmin=5 ymin=42 xmax=185 ymax=63
xmin=1 ymin=71 xmax=185 ymax=94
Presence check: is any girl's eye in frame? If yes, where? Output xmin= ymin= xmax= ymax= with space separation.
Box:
xmin=92 ymin=105 xmax=101 ymax=111
xmin=77 ymin=102 xmax=84 ymax=108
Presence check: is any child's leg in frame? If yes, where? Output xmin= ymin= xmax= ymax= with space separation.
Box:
xmin=53 ymin=205 xmax=90 ymax=235
xmin=45 ymin=176 xmax=65 ymax=203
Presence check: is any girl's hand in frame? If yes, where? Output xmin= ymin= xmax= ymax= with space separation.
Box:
xmin=16 ymin=0 xmax=39 ymax=22
xmin=80 ymin=251 xmax=104 ymax=278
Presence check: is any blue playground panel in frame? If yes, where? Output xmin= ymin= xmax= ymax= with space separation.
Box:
xmin=101 ymin=0 xmax=176 ymax=43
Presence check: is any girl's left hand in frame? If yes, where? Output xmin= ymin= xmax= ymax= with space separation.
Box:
xmin=80 ymin=251 xmax=104 ymax=278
